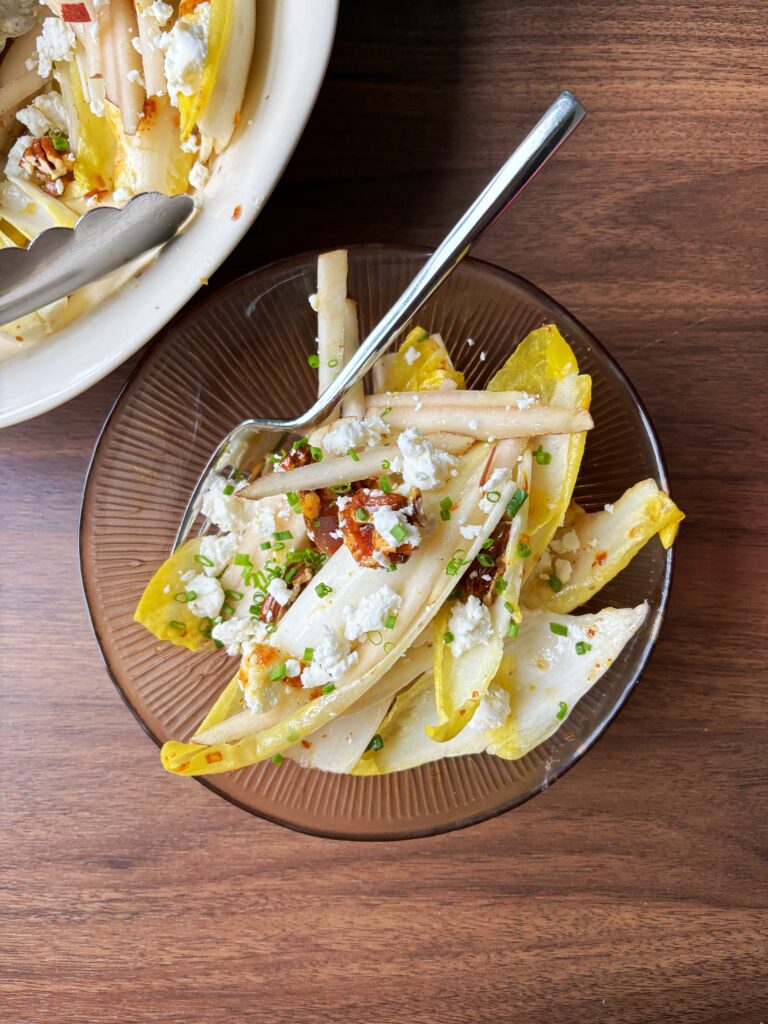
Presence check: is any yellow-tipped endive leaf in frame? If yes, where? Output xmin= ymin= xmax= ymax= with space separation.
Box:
xmin=489 ymin=324 xmax=591 ymax=577
xmin=110 ymin=94 xmax=194 ymax=196
xmin=1 ymin=179 xmax=78 ymax=238
xmin=521 ymin=479 xmax=684 ymax=614
xmin=160 ymin=443 xmax=538 ymax=776
xmin=134 ymin=537 xmax=213 ymax=651
xmin=196 ymin=0 xmax=255 ymax=149
xmin=428 ymin=451 xmax=532 ymax=742
xmin=177 ymin=0 xmax=245 ymax=142
xmin=382 ymin=327 xmax=465 ymax=392
xmin=69 ymin=59 xmax=116 ymax=193
xmin=355 ymin=604 xmax=647 ymax=774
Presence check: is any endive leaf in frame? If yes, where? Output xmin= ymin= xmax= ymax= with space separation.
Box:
xmin=177 ymin=0 xmax=233 ymax=140
xmin=381 ymin=327 xmax=465 ymax=392
xmin=134 ymin=537 xmax=213 ymax=651
xmin=69 ymin=59 xmax=116 ymax=193
xmin=521 ymin=479 xmax=684 ymax=614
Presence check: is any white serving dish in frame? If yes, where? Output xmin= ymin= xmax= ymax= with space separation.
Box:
xmin=0 ymin=0 xmax=338 ymax=428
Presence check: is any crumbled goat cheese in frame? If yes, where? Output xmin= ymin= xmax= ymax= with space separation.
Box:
xmin=242 ymin=678 xmax=282 ymax=715
xmin=550 ymin=529 xmax=580 ymax=554
xmin=468 ymin=418 xmax=478 ymax=431
xmin=460 ymin=523 xmax=482 ymax=540
xmin=188 ymin=160 xmax=209 ymax=190
xmin=371 ymin=549 xmax=392 ymax=569
xmin=336 ymin=495 xmax=352 ymax=511
xmin=4 ymin=136 xmax=34 ymax=180
xmin=198 ymin=532 xmax=238 ymax=576
xmin=371 ymin=505 xmax=421 ymax=549
xmin=404 ymin=346 xmax=420 ymax=365
xmin=148 ymin=0 xmax=174 ymax=26
xmin=342 ymin=585 xmax=402 ymax=642
xmin=159 ymin=2 xmax=210 ymax=107
xmin=322 ymin=414 xmax=389 ymax=455
xmin=131 ymin=35 xmax=143 ymax=54
xmin=186 ymin=573 xmax=224 ymax=619
xmin=470 ymin=683 xmax=511 ymax=733
xmin=604 ymin=503 xmax=615 ymax=514
xmin=211 ymin=616 xmax=266 ymax=656
xmin=516 ymin=392 xmax=538 ymax=409
xmin=466 ymin=337 xmax=475 ymax=347
xmin=267 ymin=577 xmax=292 ymax=607
xmin=32 ymin=18 xmax=76 ymax=79
xmin=301 ymin=626 xmax=358 ymax=687
xmin=479 ymin=351 xmax=487 ymax=362
xmin=16 ymin=91 xmax=67 ymax=138
xmin=202 ymin=476 xmax=258 ymax=534
xmin=285 ymin=658 xmax=301 ymax=678
xmin=396 ymin=428 xmax=457 ymax=490
xmin=180 ymin=132 xmax=200 ymax=153
xmin=554 ymin=558 xmax=573 ymax=584
xmin=127 ymin=68 xmax=145 ymax=88
xmin=479 ymin=467 xmax=511 ymax=512
xmin=447 ymin=595 xmax=493 ymax=658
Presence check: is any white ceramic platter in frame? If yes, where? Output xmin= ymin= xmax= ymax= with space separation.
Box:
xmin=0 ymin=0 xmax=338 ymax=428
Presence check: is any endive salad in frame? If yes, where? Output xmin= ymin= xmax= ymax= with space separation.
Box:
xmin=0 ymin=0 xmax=254 ymax=352
xmin=135 ymin=249 xmax=684 ymax=778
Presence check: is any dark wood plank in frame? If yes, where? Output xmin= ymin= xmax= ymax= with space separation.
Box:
xmin=1 ymin=1 xmax=765 ymax=1021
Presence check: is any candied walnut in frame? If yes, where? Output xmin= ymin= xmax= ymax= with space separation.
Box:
xmin=338 ymin=485 xmax=424 ymax=568
xmin=20 ymin=137 xmax=74 ymax=196
xmin=457 ymin=519 xmax=511 ymax=604
xmin=275 ymin=446 xmax=343 ymax=555
xmin=257 ymin=564 xmax=314 ymax=625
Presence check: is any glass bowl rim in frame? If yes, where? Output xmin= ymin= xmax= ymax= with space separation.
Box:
xmin=79 ymin=242 xmax=674 ymax=841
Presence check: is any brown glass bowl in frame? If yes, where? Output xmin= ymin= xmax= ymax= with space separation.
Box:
xmin=80 ymin=244 xmax=673 ymax=840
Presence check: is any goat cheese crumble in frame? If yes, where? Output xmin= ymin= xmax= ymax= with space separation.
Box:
xmin=342 ymin=585 xmax=402 ymax=642
xmin=186 ymin=573 xmax=224 ymax=619
xmin=211 ymin=616 xmax=266 ymax=656
xmin=550 ymin=529 xmax=580 ymax=554
xmin=404 ymin=346 xmax=420 ymax=365
xmin=470 ymin=683 xmax=511 ymax=732
xmin=321 ymin=414 xmax=389 ymax=455
xmin=393 ymin=428 xmax=457 ymax=490
xmin=160 ymin=2 xmax=210 ymax=107
xmin=198 ymin=532 xmax=238 ymax=576
xmin=267 ymin=577 xmax=292 ymax=607
xmin=31 ymin=18 xmax=76 ymax=79
xmin=16 ymin=91 xmax=68 ymax=138
xmin=371 ymin=505 xmax=421 ymax=549
xmin=301 ymin=626 xmax=358 ymax=687
xmin=447 ymin=595 xmax=493 ymax=657
xmin=201 ymin=477 xmax=258 ymax=535
xmin=479 ymin=467 xmax=511 ymax=512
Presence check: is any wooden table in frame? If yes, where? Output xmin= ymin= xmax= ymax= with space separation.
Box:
xmin=2 ymin=2 xmax=765 ymax=1020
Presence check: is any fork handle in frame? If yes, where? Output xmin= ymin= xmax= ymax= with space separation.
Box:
xmin=297 ymin=90 xmax=586 ymax=427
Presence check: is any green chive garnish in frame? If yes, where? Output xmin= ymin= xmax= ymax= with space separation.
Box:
xmin=440 ymin=497 xmax=453 ymax=511
xmin=503 ymin=600 xmax=515 ymax=614
xmin=379 ymin=475 xmax=392 ymax=494
xmin=234 ymin=553 xmax=252 ymax=566
xmin=506 ymin=621 xmax=519 ymax=639
xmin=477 ymin=553 xmax=495 ymax=568
xmin=224 ymin=589 xmax=244 ymax=601
xmin=365 ymin=734 xmax=384 ymax=752
xmin=332 ymin=482 xmax=351 ymax=494
xmin=270 ymin=663 xmax=287 ymax=681
xmin=387 ymin=562 xmax=397 ymax=572
xmin=548 ymin=574 xmax=563 ymax=593
xmin=293 ymin=437 xmax=308 ymax=449
xmin=443 ymin=630 xmax=455 ymax=644
xmin=505 ymin=488 xmax=529 ymax=518
xmin=194 ymin=554 xmax=214 ymax=567
xmin=516 ymin=540 xmax=532 ymax=558
xmin=327 ymin=358 xmax=339 ymax=368
xmin=322 ymin=683 xmax=335 ymax=695
xmin=260 ymin=541 xmax=271 ymax=551
xmin=485 ymin=490 xmax=501 ymax=503
xmin=575 ymin=641 xmax=592 ymax=656
xmin=384 ymin=614 xmax=397 ymax=630
xmin=494 ymin=578 xmax=508 ymax=594
xmin=286 ymin=492 xmax=300 ymax=509
xmin=48 ymin=130 xmax=69 ymax=152
xmin=381 ymin=460 xmax=391 ymax=470
xmin=303 ymin=647 xmax=314 ymax=662
xmin=390 ymin=523 xmax=407 ymax=543
xmin=315 ymin=583 xmax=333 ymax=598
xmin=169 ymin=620 xmax=186 ymax=631
xmin=308 ymin=353 xmax=320 ymax=368
xmin=273 ymin=530 xmax=293 ymax=541
xmin=440 ymin=509 xmax=451 ymax=521
xmin=550 ymin=622 xmax=568 ymax=637
xmin=310 ymin=446 xmax=324 ymax=462
xmin=271 ymin=752 xmax=284 ymax=764
xmin=223 ymin=483 xmax=235 ymax=495
xmin=381 ymin=406 xmax=392 ymax=415
xmin=354 ymin=507 xmax=369 ymax=522
xmin=249 ymin=604 xmax=262 ymax=617
xmin=556 ymin=701 xmax=568 ymax=720
xmin=348 ymin=448 xmax=360 ymax=461
xmin=482 ymin=538 xmax=494 ymax=549
xmin=534 ymin=444 xmax=552 ymax=466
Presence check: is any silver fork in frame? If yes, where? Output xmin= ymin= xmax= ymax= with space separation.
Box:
xmin=173 ymin=91 xmax=586 ymax=553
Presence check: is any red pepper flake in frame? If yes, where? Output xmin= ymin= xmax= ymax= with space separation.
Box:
xmin=459 ymin=708 xmax=466 ymax=716
xmin=15 ymin=335 xmax=23 ymax=342
xmin=300 ymin=739 xmax=312 ymax=749
xmin=61 ymin=2 xmax=91 ymax=21
xmin=231 ymin=204 xmax=242 ymax=221
xmin=478 ymin=444 xmax=498 ymax=488
xmin=177 ymin=761 xmax=190 ymax=772
xmin=592 ymin=550 xmax=608 ymax=567
xmin=471 ymin=691 xmax=479 ymax=699
xmin=205 ymin=751 xmax=224 ymax=764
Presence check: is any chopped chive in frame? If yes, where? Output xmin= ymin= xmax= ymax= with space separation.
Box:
xmin=381 ymin=459 xmax=391 ymax=470
xmin=315 ymin=583 xmax=333 ymax=598
xmin=286 ymin=731 xmax=299 ymax=742
xmin=477 ymin=553 xmax=495 ymax=568
xmin=505 ymin=488 xmax=529 ymax=518
xmin=270 ymin=663 xmax=287 ymax=681
xmin=223 ymin=483 xmax=235 ymax=495
xmin=556 ymin=700 xmax=568 ymax=720
xmin=439 ymin=497 xmax=453 ymax=511
xmin=506 ymin=620 xmax=519 ymax=639
xmin=284 ymin=566 xmax=298 ymax=584
xmin=327 ymin=358 xmax=339 ymax=368
xmin=303 ymin=647 xmax=314 ymax=662
xmin=381 ymin=406 xmax=392 ymax=416
xmin=174 ymin=590 xmax=197 ymax=603
xmin=547 ymin=574 xmax=564 ymax=593
xmin=48 ymin=130 xmax=69 ymax=153
xmin=390 ymin=523 xmax=407 ymax=543
xmin=310 ymin=446 xmax=324 ymax=462
xmin=354 ymin=507 xmax=370 ymax=522
xmin=482 ymin=538 xmax=494 ymax=549
xmin=494 ymin=578 xmax=508 ymax=594
xmin=365 ymin=734 xmax=384 ymax=752
xmin=348 ymin=448 xmax=360 ymax=461
xmin=260 ymin=541 xmax=271 ymax=551
xmin=332 ymin=482 xmax=351 ymax=494
xmin=322 ymin=683 xmax=335 ymax=695
xmin=440 ymin=508 xmax=451 ymax=521
xmin=307 ymin=354 xmax=320 ymax=368
xmin=443 ymin=630 xmax=455 ymax=644
xmin=264 ymin=622 xmax=277 ymax=634
xmin=534 ymin=444 xmax=552 ymax=466
xmin=575 ymin=641 xmax=592 ymax=656
xmin=516 ymin=539 xmax=532 ymax=558
xmin=367 ymin=630 xmax=383 ymax=645
xmin=485 ymin=490 xmax=501 ymax=504
xmin=222 ymin=603 xmax=235 ymax=617
xmin=272 ymin=542 xmax=285 ymax=552
xmin=550 ymin=622 xmax=568 ymax=637
xmin=249 ymin=604 xmax=262 ymax=617
xmin=384 ymin=614 xmax=397 ymax=630
xmin=273 ymin=530 xmax=293 ymax=541
xmin=383 ymin=641 xmax=395 ymax=653
xmin=503 ymin=600 xmax=515 ymax=614
xmin=194 ymin=554 xmax=214 ymax=567
xmin=213 ymin=639 xmax=224 ymax=649
xmin=224 ymin=589 xmax=244 ymax=601
xmin=286 ymin=491 xmax=300 ymax=509
xmin=169 ymin=619 xmax=186 ymax=631
xmin=379 ymin=475 xmax=392 ymax=494
xmin=234 ymin=553 xmax=252 ymax=567
xmin=387 ymin=562 xmax=397 ymax=572
xmin=293 ymin=437 xmax=309 ymax=449
xmin=271 ymin=752 xmax=284 ymax=764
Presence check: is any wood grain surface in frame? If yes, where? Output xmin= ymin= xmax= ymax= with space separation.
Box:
xmin=1 ymin=2 xmax=766 ymax=1021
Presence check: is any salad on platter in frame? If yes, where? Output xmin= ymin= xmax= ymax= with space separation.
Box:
xmin=0 ymin=0 xmax=254 ymax=354
xmin=135 ymin=249 xmax=684 ymax=777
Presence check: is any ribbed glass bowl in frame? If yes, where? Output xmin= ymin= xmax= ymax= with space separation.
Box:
xmin=80 ymin=244 xmax=673 ymax=840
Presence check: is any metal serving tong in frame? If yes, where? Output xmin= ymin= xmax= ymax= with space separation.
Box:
xmin=172 ymin=91 xmax=586 ymax=554
xmin=0 ymin=191 xmax=194 ymax=325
